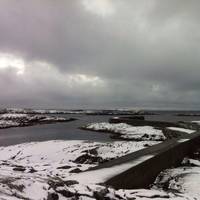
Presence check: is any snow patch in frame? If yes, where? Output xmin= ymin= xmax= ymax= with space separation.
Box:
xmin=167 ymin=127 xmax=195 ymax=134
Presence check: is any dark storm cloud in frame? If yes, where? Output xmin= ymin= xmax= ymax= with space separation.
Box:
xmin=0 ymin=0 xmax=200 ymax=109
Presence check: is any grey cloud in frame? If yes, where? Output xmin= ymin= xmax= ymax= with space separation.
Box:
xmin=0 ymin=0 xmax=200 ymax=109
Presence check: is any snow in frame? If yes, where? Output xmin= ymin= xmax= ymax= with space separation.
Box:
xmin=0 ymin=113 xmax=28 ymax=119
xmin=0 ymin=140 xmax=162 ymax=199
xmin=191 ymin=121 xmax=200 ymax=125
xmin=153 ymin=150 xmax=200 ymax=200
xmin=0 ymin=120 xmax=20 ymax=128
xmin=84 ymin=122 xmax=166 ymax=141
xmin=177 ymin=139 xmax=189 ymax=143
xmin=0 ymin=139 xmax=198 ymax=199
xmin=154 ymin=166 xmax=200 ymax=199
xmin=167 ymin=127 xmax=195 ymax=134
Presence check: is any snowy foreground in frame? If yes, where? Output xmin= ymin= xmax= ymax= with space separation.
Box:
xmin=0 ymin=114 xmax=74 ymax=129
xmin=0 ymin=140 xmax=161 ymax=200
xmin=0 ymin=139 xmax=198 ymax=199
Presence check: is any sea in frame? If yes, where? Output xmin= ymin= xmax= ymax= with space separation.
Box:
xmin=0 ymin=111 xmax=200 ymax=146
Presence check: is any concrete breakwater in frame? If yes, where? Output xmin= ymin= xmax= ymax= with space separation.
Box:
xmin=78 ymin=117 xmax=200 ymax=189
xmin=105 ymin=132 xmax=200 ymax=189
xmin=79 ymin=131 xmax=200 ymax=189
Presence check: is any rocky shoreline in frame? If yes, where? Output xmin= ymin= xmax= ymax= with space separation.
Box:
xmin=0 ymin=113 xmax=76 ymax=129
xmin=82 ymin=116 xmax=196 ymax=141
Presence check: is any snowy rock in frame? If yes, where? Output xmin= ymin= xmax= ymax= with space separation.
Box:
xmin=84 ymin=122 xmax=166 ymax=141
xmin=0 ymin=113 xmax=75 ymax=129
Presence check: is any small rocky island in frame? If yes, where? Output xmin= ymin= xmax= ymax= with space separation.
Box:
xmin=0 ymin=113 xmax=76 ymax=129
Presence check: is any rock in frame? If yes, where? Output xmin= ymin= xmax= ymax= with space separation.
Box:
xmin=47 ymin=192 xmax=59 ymax=200
xmin=69 ymin=168 xmax=82 ymax=173
xmin=64 ymin=180 xmax=79 ymax=186
xmin=57 ymin=165 xmax=71 ymax=170
xmin=48 ymin=180 xmax=65 ymax=189
xmin=93 ymin=188 xmax=109 ymax=200
xmin=57 ymin=189 xmax=74 ymax=198
xmin=82 ymin=148 xmax=98 ymax=156
xmin=74 ymin=154 xmax=103 ymax=164
xmin=12 ymin=167 xmax=26 ymax=172
xmin=29 ymin=167 xmax=37 ymax=173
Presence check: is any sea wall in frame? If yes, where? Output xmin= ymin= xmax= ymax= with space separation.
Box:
xmin=105 ymin=132 xmax=200 ymax=189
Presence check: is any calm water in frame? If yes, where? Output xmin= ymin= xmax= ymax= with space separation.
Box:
xmin=0 ymin=114 xmax=113 ymax=146
xmin=0 ymin=112 xmax=200 ymax=146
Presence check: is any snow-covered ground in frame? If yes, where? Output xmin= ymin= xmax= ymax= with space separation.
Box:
xmin=0 ymin=139 xmax=166 ymax=200
xmin=0 ymin=139 xmax=199 ymax=199
xmin=153 ymin=155 xmax=200 ymax=199
xmin=84 ymin=122 xmax=166 ymax=141
xmin=0 ymin=113 xmax=73 ymax=129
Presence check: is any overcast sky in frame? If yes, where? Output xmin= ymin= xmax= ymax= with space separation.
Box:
xmin=0 ymin=0 xmax=199 ymax=109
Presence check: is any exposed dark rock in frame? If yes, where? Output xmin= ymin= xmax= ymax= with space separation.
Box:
xmin=144 ymin=143 xmax=151 ymax=147
xmin=57 ymin=165 xmax=71 ymax=170
xmin=74 ymin=154 xmax=103 ymax=164
xmin=47 ymin=192 xmax=59 ymax=200
xmin=48 ymin=180 xmax=65 ymax=188
xmin=13 ymin=167 xmax=26 ymax=172
xmin=28 ymin=167 xmax=37 ymax=173
xmin=57 ymin=189 xmax=74 ymax=198
xmin=64 ymin=180 xmax=79 ymax=186
xmin=69 ymin=168 xmax=82 ymax=173
xmin=93 ymin=188 xmax=109 ymax=200
xmin=109 ymin=116 xmax=145 ymax=123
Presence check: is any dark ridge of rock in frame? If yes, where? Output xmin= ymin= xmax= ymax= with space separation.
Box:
xmin=86 ymin=110 xmax=158 ymax=116
xmin=64 ymin=180 xmax=79 ymax=186
xmin=109 ymin=117 xmax=179 ymax=129
xmin=12 ymin=167 xmax=26 ymax=172
xmin=57 ymin=165 xmax=71 ymax=170
xmin=69 ymin=168 xmax=82 ymax=173
xmin=48 ymin=180 xmax=65 ymax=189
xmin=109 ymin=116 xmax=145 ymax=123
xmin=175 ymin=113 xmax=200 ymax=117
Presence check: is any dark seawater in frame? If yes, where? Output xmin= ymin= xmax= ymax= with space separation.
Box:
xmin=0 ymin=114 xmax=114 ymax=146
xmin=0 ymin=112 xmax=200 ymax=147
xmin=145 ymin=110 xmax=200 ymax=122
